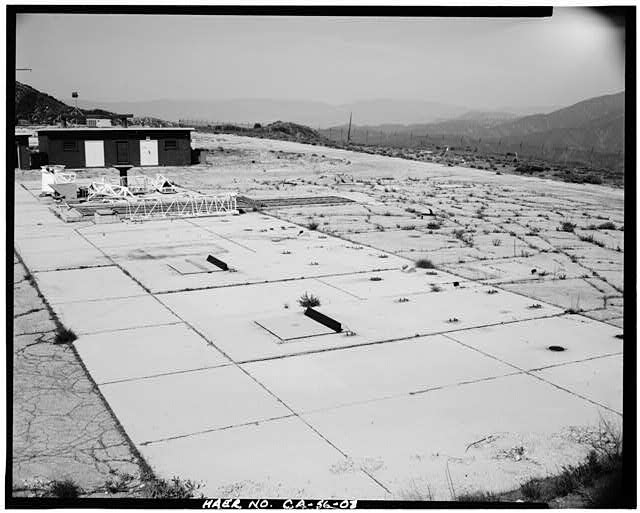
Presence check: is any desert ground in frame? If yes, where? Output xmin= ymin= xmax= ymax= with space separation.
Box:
xmin=13 ymin=132 xmax=623 ymax=500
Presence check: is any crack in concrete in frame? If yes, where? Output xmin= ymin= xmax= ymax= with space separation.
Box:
xmin=11 ymin=255 xmax=149 ymax=498
xmin=14 ymin=307 xmax=47 ymax=318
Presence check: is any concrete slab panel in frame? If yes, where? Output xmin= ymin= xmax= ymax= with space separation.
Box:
xmin=596 ymin=269 xmax=624 ymax=291
xmin=15 ymin=228 xmax=111 ymax=271
xmin=607 ymin=317 xmax=624 ymax=328
xmin=303 ymin=373 xmax=618 ymax=499
xmin=593 ymin=306 xmax=624 ymax=320
xmin=443 ymin=254 xmax=587 ymax=283
xmin=533 ymin=354 xmax=623 ymax=413
xmin=445 ymin=315 xmax=622 ymax=370
xmin=100 ymin=365 xmax=290 ymax=444
xmin=317 ymin=269 xmax=464 ymax=299
xmin=142 ymin=417 xmax=388 ymax=498
xmin=347 ymin=231 xmax=470 ymax=259
xmin=15 ymin=232 xmax=98 ymax=254
xmin=14 ymin=223 xmax=77 ymax=240
xmin=74 ymin=324 xmax=230 ymax=384
xmin=34 ymin=266 xmax=146 ymax=304
xmin=14 ymin=208 xmax=66 ymax=229
xmin=18 ymin=248 xmax=111 ymax=272
xmin=501 ymin=278 xmax=609 ymax=311
xmin=80 ymin=219 xmax=212 ymax=251
xmin=243 ymin=334 xmax=516 ymax=412
xmin=55 ymin=296 xmax=179 ymax=335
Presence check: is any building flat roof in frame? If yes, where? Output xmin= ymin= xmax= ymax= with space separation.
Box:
xmin=37 ymin=127 xmax=194 ymax=133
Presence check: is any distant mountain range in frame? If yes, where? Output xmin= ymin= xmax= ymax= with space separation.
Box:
xmin=15 ymin=80 xmax=624 ymax=156
xmin=341 ymin=92 xmax=625 ymax=154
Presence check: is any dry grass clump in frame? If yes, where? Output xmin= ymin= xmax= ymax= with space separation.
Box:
xmin=298 ymin=292 xmax=321 ymax=308
xmin=48 ymin=479 xmax=82 ymax=498
xmin=415 ymin=258 xmax=436 ymax=269
xmin=560 ymin=221 xmax=576 ymax=232
xmin=596 ymin=221 xmax=616 ymax=230
xmin=142 ymin=476 xmax=203 ymax=499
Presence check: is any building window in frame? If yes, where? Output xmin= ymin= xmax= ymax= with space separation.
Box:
xmin=63 ymin=141 xmax=78 ymax=152
xmin=164 ymin=139 xmax=178 ymax=150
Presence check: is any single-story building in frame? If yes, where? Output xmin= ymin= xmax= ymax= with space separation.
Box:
xmin=36 ymin=127 xmax=194 ymax=168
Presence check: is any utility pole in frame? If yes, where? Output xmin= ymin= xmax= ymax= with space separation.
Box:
xmin=347 ymin=112 xmax=352 ymax=143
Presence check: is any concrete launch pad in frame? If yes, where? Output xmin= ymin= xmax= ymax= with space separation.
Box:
xmin=13 ymin=135 xmax=624 ymax=500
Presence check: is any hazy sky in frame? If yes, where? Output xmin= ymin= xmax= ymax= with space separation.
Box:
xmin=16 ymin=8 xmax=625 ymax=110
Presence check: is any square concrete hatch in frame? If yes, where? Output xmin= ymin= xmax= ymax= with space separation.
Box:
xmin=255 ymin=313 xmax=336 ymax=343
xmin=168 ymin=257 xmax=225 ymax=275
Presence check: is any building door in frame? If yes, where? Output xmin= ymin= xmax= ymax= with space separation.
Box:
xmin=116 ymin=141 xmax=130 ymax=163
xmin=84 ymin=140 xmax=105 ymax=167
xmin=140 ymin=139 xmax=159 ymax=166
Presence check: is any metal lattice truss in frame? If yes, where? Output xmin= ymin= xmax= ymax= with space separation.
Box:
xmin=154 ymin=175 xmax=177 ymax=194
xmin=87 ymin=181 xmax=136 ymax=200
xmin=126 ymin=174 xmax=176 ymax=194
xmin=89 ymin=174 xmax=177 ymax=199
xmin=125 ymin=193 xmax=238 ymax=220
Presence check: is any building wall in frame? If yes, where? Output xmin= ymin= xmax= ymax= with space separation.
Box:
xmin=15 ymin=135 xmax=32 ymax=169
xmin=42 ymin=135 xmax=87 ymax=168
xmin=36 ymin=134 xmax=48 ymax=154
xmin=157 ymin=136 xmax=192 ymax=166
xmin=17 ymin=145 xmax=31 ymax=169
xmin=38 ymin=130 xmax=192 ymax=168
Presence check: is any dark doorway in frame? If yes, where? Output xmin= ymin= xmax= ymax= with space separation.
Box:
xmin=116 ymin=141 xmax=130 ymax=163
